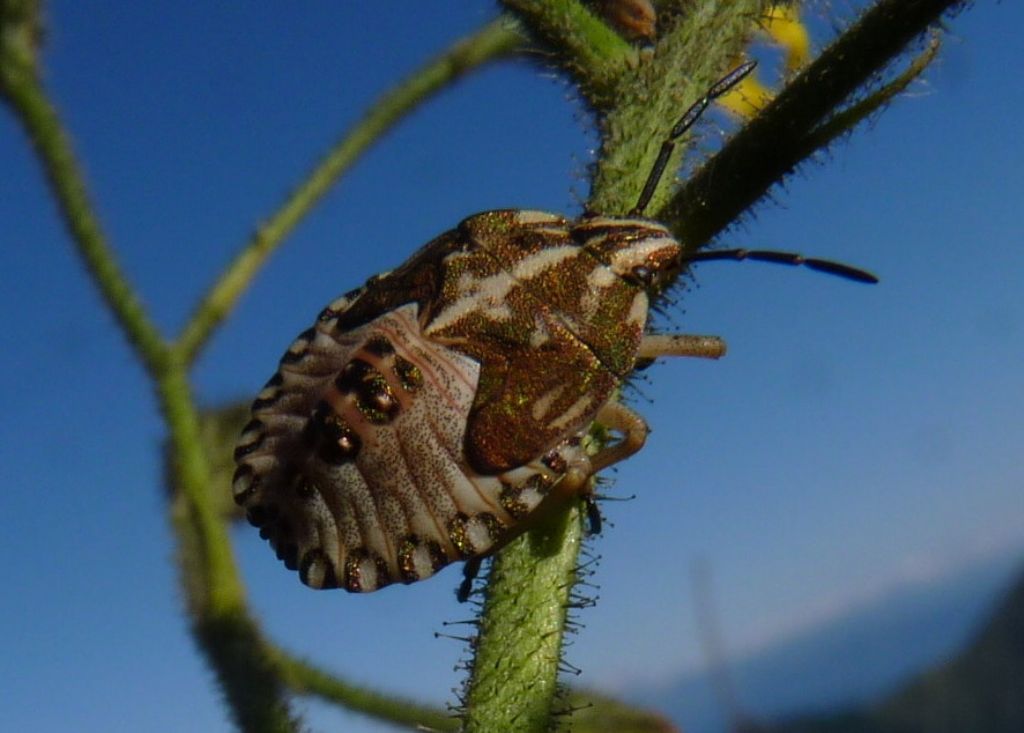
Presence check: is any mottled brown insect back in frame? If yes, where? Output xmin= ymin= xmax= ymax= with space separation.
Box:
xmin=234 ymin=63 xmax=876 ymax=594
xmin=427 ymin=212 xmax=671 ymax=474
xmin=233 ymin=206 xmax=711 ymax=592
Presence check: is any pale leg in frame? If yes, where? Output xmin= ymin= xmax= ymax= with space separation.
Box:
xmin=586 ymin=333 xmax=725 ymax=474
xmin=637 ymin=333 xmax=727 ymax=360
xmin=589 ymin=400 xmax=652 ymax=474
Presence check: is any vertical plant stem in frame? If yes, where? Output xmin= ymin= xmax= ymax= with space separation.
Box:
xmin=3 ymin=8 xmax=298 ymax=727
xmin=588 ymin=0 xmax=771 ymax=215
xmin=462 ymin=7 xmax=768 ymax=731
xmin=159 ymin=360 xmax=245 ymax=613
xmin=1 ymin=12 xmax=168 ymax=375
xmin=463 ymin=506 xmax=584 ymax=733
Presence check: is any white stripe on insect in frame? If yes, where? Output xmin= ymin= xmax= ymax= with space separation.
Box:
xmin=514 ymin=210 xmax=566 ymax=225
xmin=608 ymin=236 xmax=678 ymax=275
xmin=549 ymin=394 xmax=596 ymax=431
xmin=427 ymin=246 xmax=579 ymax=333
xmin=579 ymin=265 xmax=619 ymax=319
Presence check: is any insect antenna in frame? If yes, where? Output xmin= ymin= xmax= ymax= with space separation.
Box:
xmin=631 ymin=60 xmax=758 ymax=216
xmin=683 ymin=248 xmax=879 ymax=284
xmin=627 ymin=63 xmax=878 ymax=285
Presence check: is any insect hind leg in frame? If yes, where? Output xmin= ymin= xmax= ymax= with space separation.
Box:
xmin=457 ymin=556 xmax=483 ymax=602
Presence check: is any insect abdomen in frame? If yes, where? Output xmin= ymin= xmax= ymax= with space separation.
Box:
xmin=233 ymin=300 xmax=578 ymax=591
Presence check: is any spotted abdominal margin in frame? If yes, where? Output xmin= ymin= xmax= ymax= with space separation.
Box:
xmin=232 ymin=297 xmax=589 ymax=593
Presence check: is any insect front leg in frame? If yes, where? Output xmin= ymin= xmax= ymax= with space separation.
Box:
xmin=637 ymin=333 xmax=727 ymax=360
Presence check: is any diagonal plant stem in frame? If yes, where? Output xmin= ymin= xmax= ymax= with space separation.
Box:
xmin=662 ymin=0 xmax=965 ymax=250
xmin=798 ymin=35 xmax=941 ymax=163
xmin=0 ymin=0 xmax=237 ymax=616
xmin=3 ymin=6 xmax=550 ymax=730
xmin=271 ymin=645 xmax=458 ymax=732
xmin=175 ymin=16 xmax=523 ymax=365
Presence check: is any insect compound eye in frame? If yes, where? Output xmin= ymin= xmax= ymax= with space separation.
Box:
xmin=642 ymin=250 xmax=687 ymax=293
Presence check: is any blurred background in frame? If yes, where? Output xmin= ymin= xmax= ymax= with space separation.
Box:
xmin=1 ymin=3 xmax=1021 ymax=732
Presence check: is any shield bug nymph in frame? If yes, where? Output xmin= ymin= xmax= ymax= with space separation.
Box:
xmin=232 ymin=62 xmax=876 ymax=595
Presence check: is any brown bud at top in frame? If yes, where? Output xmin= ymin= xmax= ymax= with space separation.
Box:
xmin=596 ymin=0 xmax=657 ymax=43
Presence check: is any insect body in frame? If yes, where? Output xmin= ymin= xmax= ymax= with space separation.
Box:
xmin=232 ymin=63 xmax=876 ymax=594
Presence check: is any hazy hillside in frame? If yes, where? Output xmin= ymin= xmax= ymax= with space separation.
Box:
xmin=766 ymin=565 xmax=1024 ymax=732
xmin=642 ymin=548 xmax=1024 ymax=733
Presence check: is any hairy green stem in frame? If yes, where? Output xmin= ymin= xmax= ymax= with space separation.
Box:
xmin=463 ymin=506 xmax=584 ymax=733
xmin=461 ymin=6 xmax=767 ymax=732
xmin=160 ymin=361 xmax=246 ymax=614
xmin=589 ymin=0 xmax=771 ymax=214
xmin=501 ymin=0 xmax=635 ymax=104
xmin=462 ymin=3 xmax=957 ymax=731
xmin=175 ymin=16 xmax=523 ymax=365
xmin=799 ymin=35 xmax=941 ymax=162
xmin=1 ymin=0 xmax=248 ymax=635
xmin=663 ymin=0 xmax=965 ymax=249
xmin=190 ymin=611 xmax=298 ymax=733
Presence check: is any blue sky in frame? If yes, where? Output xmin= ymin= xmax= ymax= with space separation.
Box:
xmin=2 ymin=3 xmax=1022 ymax=732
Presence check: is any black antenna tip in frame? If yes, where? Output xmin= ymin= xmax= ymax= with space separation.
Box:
xmin=732 ymin=59 xmax=758 ymax=81
xmin=804 ymin=259 xmax=879 ymax=284
xmin=681 ymin=248 xmax=879 ymax=284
